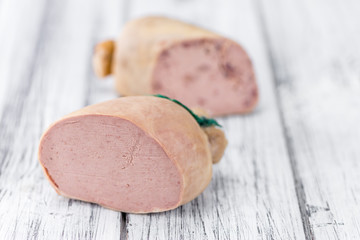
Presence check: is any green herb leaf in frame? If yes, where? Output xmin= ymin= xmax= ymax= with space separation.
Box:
xmin=153 ymin=94 xmax=221 ymax=128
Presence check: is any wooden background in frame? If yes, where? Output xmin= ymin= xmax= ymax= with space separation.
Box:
xmin=0 ymin=0 xmax=360 ymax=239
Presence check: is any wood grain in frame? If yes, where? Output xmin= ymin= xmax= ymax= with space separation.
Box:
xmin=125 ymin=0 xmax=305 ymax=239
xmin=258 ymin=0 xmax=360 ymax=239
xmin=0 ymin=0 xmax=124 ymax=238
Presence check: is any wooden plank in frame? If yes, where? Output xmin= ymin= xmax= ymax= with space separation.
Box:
xmin=125 ymin=0 xmax=306 ymax=239
xmin=258 ymin=0 xmax=360 ymax=239
xmin=0 ymin=0 xmax=125 ymax=239
xmin=0 ymin=0 xmax=47 ymax=115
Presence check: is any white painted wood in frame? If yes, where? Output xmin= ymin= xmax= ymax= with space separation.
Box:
xmin=259 ymin=0 xmax=360 ymax=239
xmin=0 ymin=0 xmax=125 ymax=239
xmin=0 ymin=0 xmax=47 ymax=115
xmin=2 ymin=0 xmax=359 ymax=238
xmin=125 ymin=0 xmax=305 ymax=239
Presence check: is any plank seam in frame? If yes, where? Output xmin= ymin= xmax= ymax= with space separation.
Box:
xmin=120 ymin=212 xmax=128 ymax=240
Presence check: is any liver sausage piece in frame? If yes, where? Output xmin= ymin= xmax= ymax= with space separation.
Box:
xmin=38 ymin=96 xmax=227 ymax=213
xmin=93 ymin=16 xmax=258 ymax=116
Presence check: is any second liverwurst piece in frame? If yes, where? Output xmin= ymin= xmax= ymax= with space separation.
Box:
xmin=93 ymin=16 xmax=258 ymax=116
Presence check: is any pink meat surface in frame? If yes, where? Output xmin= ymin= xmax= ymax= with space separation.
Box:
xmin=151 ymin=39 xmax=258 ymax=116
xmin=39 ymin=115 xmax=182 ymax=212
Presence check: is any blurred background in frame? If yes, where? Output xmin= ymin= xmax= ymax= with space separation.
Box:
xmin=0 ymin=0 xmax=359 ymax=239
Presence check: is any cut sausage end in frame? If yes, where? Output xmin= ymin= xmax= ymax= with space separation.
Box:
xmin=39 ymin=115 xmax=183 ymax=213
xmin=151 ymin=38 xmax=258 ymax=116
xmin=93 ymin=40 xmax=115 ymax=78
